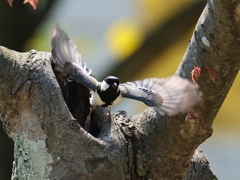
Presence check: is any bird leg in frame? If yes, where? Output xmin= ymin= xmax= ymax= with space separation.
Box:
xmin=84 ymin=106 xmax=96 ymax=131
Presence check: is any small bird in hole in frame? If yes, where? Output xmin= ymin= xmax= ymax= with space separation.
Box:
xmin=51 ymin=25 xmax=201 ymax=130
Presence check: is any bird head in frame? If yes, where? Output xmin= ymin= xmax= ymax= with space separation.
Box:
xmin=101 ymin=76 xmax=119 ymax=91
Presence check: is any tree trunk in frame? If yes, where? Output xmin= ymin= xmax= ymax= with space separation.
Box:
xmin=0 ymin=0 xmax=240 ymax=179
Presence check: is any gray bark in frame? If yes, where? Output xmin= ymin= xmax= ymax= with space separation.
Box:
xmin=0 ymin=0 xmax=240 ymax=179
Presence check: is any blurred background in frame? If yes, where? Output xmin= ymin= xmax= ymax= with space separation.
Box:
xmin=0 ymin=0 xmax=239 ymax=179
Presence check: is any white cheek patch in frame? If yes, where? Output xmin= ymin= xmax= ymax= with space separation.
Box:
xmin=101 ymin=81 xmax=110 ymax=91
xmin=90 ymin=91 xmax=104 ymax=106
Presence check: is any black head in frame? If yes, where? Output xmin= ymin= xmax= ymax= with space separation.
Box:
xmin=101 ymin=76 xmax=119 ymax=91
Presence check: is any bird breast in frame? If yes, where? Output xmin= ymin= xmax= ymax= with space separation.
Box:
xmin=90 ymin=89 xmax=122 ymax=107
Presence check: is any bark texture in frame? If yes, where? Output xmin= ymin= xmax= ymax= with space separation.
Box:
xmin=0 ymin=0 xmax=240 ymax=179
xmin=0 ymin=1 xmax=57 ymax=179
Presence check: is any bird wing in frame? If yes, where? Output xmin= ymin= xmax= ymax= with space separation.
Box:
xmin=51 ymin=25 xmax=98 ymax=91
xmin=119 ymin=76 xmax=201 ymax=116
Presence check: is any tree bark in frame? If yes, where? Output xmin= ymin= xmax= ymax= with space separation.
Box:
xmin=0 ymin=0 xmax=240 ymax=179
xmin=0 ymin=1 xmax=57 ymax=179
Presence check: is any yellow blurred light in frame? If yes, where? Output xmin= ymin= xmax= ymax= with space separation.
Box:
xmin=105 ymin=20 xmax=143 ymax=60
xmin=135 ymin=0 xmax=194 ymax=31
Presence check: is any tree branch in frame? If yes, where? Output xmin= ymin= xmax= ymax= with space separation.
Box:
xmin=103 ymin=0 xmax=206 ymax=81
xmin=185 ymin=149 xmax=218 ymax=180
xmin=0 ymin=47 xmax=128 ymax=179
xmin=0 ymin=0 xmax=240 ymax=179
xmin=121 ymin=0 xmax=240 ymax=179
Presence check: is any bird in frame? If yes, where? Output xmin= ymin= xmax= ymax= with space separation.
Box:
xmin=51 ymin=25 xmax=201 ymax=129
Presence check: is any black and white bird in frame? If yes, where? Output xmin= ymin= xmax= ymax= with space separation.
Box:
xmin=51 ymin=25 xmax=201 ymax=122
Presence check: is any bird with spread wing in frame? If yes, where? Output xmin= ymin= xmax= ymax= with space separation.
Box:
xmin=51 ymin=25 xmax=201 ymax=130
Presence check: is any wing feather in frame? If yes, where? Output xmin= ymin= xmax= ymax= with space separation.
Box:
xmin=51 ymin=25 xmax=98 ymax=91
xmin=120 ymin=76 xmax=201 ymax=116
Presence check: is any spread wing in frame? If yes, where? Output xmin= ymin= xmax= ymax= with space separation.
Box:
xmin=51 ymin=25 xmax=98 ymax=91
xmin=119 ymin=76 xmax=201 ymax=116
